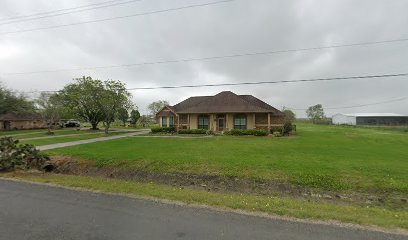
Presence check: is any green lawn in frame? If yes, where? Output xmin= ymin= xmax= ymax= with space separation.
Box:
xmin=0 ymin=129 xmax=46 ymax=136
xmin=46 ymin=123 xmax=408 ymax=193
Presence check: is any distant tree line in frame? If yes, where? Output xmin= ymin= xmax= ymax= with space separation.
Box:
xmin=0 ymin=84 xmax=35 ymax=114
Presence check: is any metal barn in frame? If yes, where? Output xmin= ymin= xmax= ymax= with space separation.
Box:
xmin=332 ymin=113 xmax=408 ymax=126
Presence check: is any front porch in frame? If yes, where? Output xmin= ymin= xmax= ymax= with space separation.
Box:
xmin=159 ymin=112 xmax=284 ymax=132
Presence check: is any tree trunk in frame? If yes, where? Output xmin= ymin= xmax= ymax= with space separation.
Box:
xmin=104 ymin=123 xmax=110 ymax=134
xmin=91 ymin=122 xmax=98 ymax=130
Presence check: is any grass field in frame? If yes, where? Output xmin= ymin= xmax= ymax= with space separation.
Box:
xmin=0 ymin=129 xmax=49 ymax=136
xmin=46 ymin=123 xmax=408 ymax=193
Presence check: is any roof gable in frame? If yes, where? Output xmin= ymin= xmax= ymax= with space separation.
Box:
xmin=172 ymin=91 xmax=282 ymax=114
xmin=172 ymin=96 xmax=212 ymax=112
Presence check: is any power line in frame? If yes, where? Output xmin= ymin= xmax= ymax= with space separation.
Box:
xmin=14 ymin=72 xmax=408 ymax=93
xmin=19 ymin=93 xmax=408 ymax=111
xmin=10 ymin=73 xmax=408 ymax=110
xmin=14 ymin=74 xmax=408 ymax=111
xmin=126 ymin=73 xmax=408 ymax=90
xmin=0 ymin=0 xmax=143 ymax=26
xmin=290 ymin=96 xmax=408 ymax=111
xmin=2 ymin=37 xmax=408 ymax=76
xmin=0 ymin=0 xmax=237 ymax=36
xmin=0 ymin=0 xmax=128 ymax=22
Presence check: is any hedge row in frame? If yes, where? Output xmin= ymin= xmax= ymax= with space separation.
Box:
xmin=224 ymin=129 xmax=269 ymax=136
xmin=151 ymin=123 xmax=293 ymax=136
xmin=178 ymin=129 xmax=207 ymax=134
xmin=150 ymin=127 xmax=176 ymax=133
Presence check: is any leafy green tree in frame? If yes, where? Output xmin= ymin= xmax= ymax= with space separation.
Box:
xmin=0 ymin=84 xmax=35 ymax=114
xmin=282 ymin=107 xmax=296 ymax=123
xmin=118 ymin=108 xmax=130 ymax=126
xmin=148 ymin=100 xmax=169 ymax=116
xmin=306 ymin=104 xmax=325 ymax=123
xmin=35 ymin=93 xmax=64 ymax=134
xmin=60 ymin=77 xmax=105 ymax=130
xmin=99 ymin=80 xmax=132 ymax=133
xmin=60 ymin=77 xmax=132 ymax=133
xmin=130 ymin=109 xmax=140 ymax=127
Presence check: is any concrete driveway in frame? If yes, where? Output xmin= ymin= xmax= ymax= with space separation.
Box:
xmin=37 ymin=130 xmax=150 ymax=151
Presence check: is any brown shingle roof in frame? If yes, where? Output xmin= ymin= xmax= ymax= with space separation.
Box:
xmin=170 ymin=91 xmax=283 ymax=114
xmin=0 ymin=112 xmax=42 ymax=121
xmin=172 ymin=96 xmax=212 ymax=112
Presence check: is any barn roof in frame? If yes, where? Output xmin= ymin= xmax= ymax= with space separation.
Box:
xmin=169 ymin=91 xmax=283 ymax=114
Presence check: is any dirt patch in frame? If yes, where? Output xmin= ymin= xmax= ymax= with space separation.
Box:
xmin=50 ymin=156 xmax=407 ymax=210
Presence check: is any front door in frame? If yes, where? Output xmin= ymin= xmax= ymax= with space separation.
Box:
xmin=217 ymin=114 xmax=225 ymax=131
xmin=4 ymin=121 xmax=11 ymax=130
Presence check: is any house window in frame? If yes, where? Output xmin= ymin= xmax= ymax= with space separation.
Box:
xmin=179 ymin=114 xmax=188 ymax=124
xmin=255 ymin=113 xmax=268 ymax=124
xmin=234 ymin=114 xmax=247 ymax=129
xmin=161 ymin=116 xmax=167 ymax=127
xmin=169 ymin=116 xmax=174 ymax=127
xmin=198 ymin=115 xmax=209 ymax=129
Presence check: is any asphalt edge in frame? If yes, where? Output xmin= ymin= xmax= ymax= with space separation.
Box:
xmin=1 ymin=176 xmax=407 ymax=237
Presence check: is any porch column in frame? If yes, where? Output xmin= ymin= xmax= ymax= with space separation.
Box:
xmin=213 ymin=114 xmax=216 ymax=131
xmin=177 ymin=115 xmax=180 ymax=131
xmin=267 ymin=113 xmax=271 ymax=132
xmin=187 ymin=114 xmax=190 ymax=130
xmin=253 ymin=113 xmax=256 ymax=129
xmin=225 ymin=114 xmax=228 ymax=130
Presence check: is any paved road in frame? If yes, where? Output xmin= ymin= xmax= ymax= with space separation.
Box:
xmin=0 ymin=180 xmax=405 ymax=240
xmin=37 ymin=130 xmax=150 ymax=151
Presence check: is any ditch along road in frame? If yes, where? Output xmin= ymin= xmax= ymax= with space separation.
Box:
xmin=0 ymin=179 xmax=405 ymax=240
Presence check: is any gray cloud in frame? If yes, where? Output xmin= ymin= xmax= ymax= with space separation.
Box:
xmin=0 ymin=0 xmax=407 ymax=117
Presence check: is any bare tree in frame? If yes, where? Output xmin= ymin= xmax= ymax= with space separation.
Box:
xmin=148 ymin=100 xmax=169 ymax=116
xmin=138 ymin=115 xmax=150 ymax=128
xmin=36 ymin=93 xmax=63 ymax=134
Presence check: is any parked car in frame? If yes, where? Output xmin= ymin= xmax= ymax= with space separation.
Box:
xmin=65 ymin=120 xmax=80 ymax=128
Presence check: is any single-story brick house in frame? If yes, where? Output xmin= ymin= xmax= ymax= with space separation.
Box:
xmin=0 ymin=113 xmax=46 ymax=131
xmin=156 ymin=91 xmax=284 ymax=132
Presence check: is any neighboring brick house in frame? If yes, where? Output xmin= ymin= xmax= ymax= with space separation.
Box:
xmin=0 ymin=113 xmax=46 ymax=131
xmin=156 ymin=91 xmax=284 ymax=132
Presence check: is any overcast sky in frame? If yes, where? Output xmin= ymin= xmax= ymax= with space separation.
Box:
xmin=0 ymin=0 xmax=407 ymax=117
